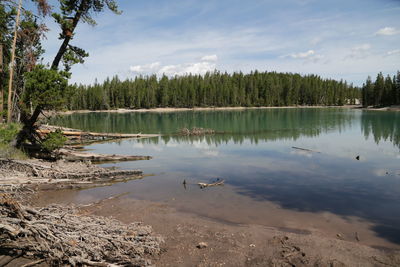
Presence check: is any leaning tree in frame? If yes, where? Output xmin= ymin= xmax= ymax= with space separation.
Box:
xmin=15 ymin=0 xmax=121 ymax=148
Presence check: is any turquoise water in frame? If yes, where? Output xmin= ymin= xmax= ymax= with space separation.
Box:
xmin=50 ymin=108 xmax=400 ymax=244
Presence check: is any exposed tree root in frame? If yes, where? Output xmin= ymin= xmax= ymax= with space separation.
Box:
xmin=0 ymin=195 xmax=163 ymax=266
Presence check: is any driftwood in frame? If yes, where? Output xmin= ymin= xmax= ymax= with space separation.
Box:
xmin=0 ymin=158 xmax=144 ymax=191
xmin=292 ymin=146 xmax=321 ymax=153
xmin=37 ymin=126 xmax=159 ymax=145
xmin=37 ymin=129 xmax=158 ymax=139
xmin=0 ymin=195 xmax=163 ymax=266
xmin=198 ymin=180 xmax=225 ymax=189
xmin=58 ymin=149 xmax=152 ymax=162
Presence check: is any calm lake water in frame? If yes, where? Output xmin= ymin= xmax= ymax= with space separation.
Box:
xmin=49 ymin=108 xmax=400 ymax=246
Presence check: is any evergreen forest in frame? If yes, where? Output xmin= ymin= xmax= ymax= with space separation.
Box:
xmin=361 ymin=71 xmax=400 ymax=107
xmin=66 ymin=71 xmax=360 ymax=110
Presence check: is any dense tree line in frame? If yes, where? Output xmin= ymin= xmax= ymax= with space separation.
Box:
xmin=361 ymin=71 xmax=400 ymax=107
xmin=66 ymin=71 xmax=360 ymax=110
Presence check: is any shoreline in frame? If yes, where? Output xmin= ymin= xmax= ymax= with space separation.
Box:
xmin=2 ymin=153 xmax=400 ymax=266
xmin=46 ymin=104 xmax=400 ymax=117
xmin=51 ymin=105 xmax=362 ymax=116
xmin=32 ymin=191 xmax=400 ymax=266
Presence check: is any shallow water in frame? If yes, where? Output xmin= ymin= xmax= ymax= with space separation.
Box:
xmin=48 ymin=108 xmax=400 ymax=246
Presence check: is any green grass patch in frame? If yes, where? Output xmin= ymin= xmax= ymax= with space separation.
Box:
xmin=0 ymin=123 xmax=21 ymax=144
xmin=0 ymin=123 xmax=27 ymax=159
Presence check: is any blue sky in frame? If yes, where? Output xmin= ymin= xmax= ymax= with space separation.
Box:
xmin=38 ymin=0 xmax=400 ymax=85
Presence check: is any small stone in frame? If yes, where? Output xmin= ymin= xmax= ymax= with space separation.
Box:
xmin=197 ymin=242 xmax=208 ymax=249
xmin=249 ymin=244 xmax=256 ymax=247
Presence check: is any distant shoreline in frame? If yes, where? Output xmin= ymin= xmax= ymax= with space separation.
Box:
xmin=52 ymin=105 xmax=359 ymax=115
xmin=45 ymin=105 xmax=400 ymax=117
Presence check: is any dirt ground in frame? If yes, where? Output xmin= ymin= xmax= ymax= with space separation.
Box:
xmin=63 ymin=196 xmax=400 ymax=267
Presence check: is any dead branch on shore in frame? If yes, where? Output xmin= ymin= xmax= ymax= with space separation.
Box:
xmin=198 ymin=179 xmax=225 ymax=189
xmin=0 ymin=195 xmax=163 ymax=266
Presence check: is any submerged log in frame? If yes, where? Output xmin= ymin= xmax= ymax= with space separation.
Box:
xmin=291 ymin=146 xmax=321 ymax=153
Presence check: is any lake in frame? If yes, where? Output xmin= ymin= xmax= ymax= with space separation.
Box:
xmin=48 ymin=108 xmax=400 ymax=247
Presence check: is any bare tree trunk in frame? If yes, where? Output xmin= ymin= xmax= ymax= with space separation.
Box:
xmin=7 ymin=0 xmax=22 ymax=123
xmin=51 ymin=0 xmax=88 ymax=70
xmin=0 ymin=43 xmax=3 ymax=122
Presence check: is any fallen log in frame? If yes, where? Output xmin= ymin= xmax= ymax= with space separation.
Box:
xmin=37 ymin=129 xmax=159 ymax=139
xmin=58 ymin=149 xmax=152 ymax=162
xmin=0 ymin=158 xmax=144 ymax=192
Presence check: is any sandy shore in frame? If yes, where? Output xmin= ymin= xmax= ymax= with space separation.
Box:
xmin=31 ymin=194 xmax=400 ymax=267
xmin=52 ymin=105 xmax=364 ymax=116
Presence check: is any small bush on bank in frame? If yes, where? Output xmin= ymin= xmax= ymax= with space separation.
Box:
xmin=41 ymin=129 xmax=67 ymax=152
xmin=0 ymin=123 xmax=27 ymax=159
xmin=0 ymin=123 xmax=21 ymax=144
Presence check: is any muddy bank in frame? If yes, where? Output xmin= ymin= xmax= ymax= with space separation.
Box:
xmin=0 ymin=157 xmax=164 ymax=266
xmin=2 ymin=156 xmax=400 ymax=266
xmin=46 ymin=196 xmax=400 ymax=267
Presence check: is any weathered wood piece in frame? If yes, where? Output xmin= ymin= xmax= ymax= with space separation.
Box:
xmin=0 ymin=158 xmax=144 ymax=191
xmin=58 ymin=149 xmax=152 ymax=162
xmin=37 ymin=125 xmax=159 ymax=142
xmin=198 ymin=180 xmax=225 ymax=189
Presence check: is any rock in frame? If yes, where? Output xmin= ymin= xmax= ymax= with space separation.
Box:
xmin=249 ymin=244 xmax=256 ymax=248
xmin=197 ymin=242 xmax=208 ymax=249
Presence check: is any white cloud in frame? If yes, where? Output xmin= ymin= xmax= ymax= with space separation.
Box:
xmin=353 ymin=44 xmax=371 ymax=51
xmin=129 ymin=55 xmax=218 ymax=76
xmin=282 ymin=50 xmax=324 ymax=63
xmin=201 ymin=54 xmax=218 ymax=62
xmin=290 ymin=50 xmax=315 ymax=59
xmin=385 ymin=49 xmax=400 ymax=56
xmin=345 ymin=44 xmax=371 ymax=59
xmin=130 ymin=62 xmax=160 ymax=73
xmin=375 ymin=27 xmax=399 ymax=36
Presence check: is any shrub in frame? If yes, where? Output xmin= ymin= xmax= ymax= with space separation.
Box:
xmin=0 ymin=123 xmax=21 ymax=144
xmin=41 ymin=130 xmax=67 ymax=152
